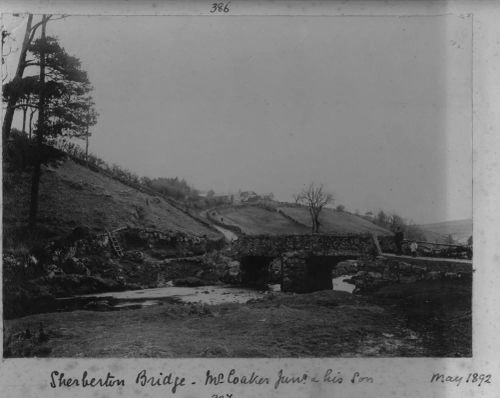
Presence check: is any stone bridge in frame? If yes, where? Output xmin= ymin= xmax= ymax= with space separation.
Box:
xmin=233 ymin=234 xmax=377 ymax=293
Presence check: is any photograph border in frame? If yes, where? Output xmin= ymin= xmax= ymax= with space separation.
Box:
xmin=1 ymin=1 xmax=498 ymax=397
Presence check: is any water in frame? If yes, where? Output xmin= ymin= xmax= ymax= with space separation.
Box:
xmin=66 ymin=285 xmax=267 ymax=307
xmin=114 ymin=300 xmax=160 ymax=308
xmin=59 ymin=276 xmax=355 ymax=312
xmin=332 ymin=276 xmax=356 ymax=293
xmin=268 ymin=276 xmax=355 ymax=294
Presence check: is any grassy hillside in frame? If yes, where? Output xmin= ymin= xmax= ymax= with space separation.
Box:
xmin=416 ymin=219 xmax=472 ymax=244
xmin=214 ymin=205 xmax=310 ymax=235
xmin=3 ymin=159 xmax=221 ymax=242
xmin=278 ymin=205 xmax=393 ymax=236
xmin=211 ymin=204 xmax=391 ymax=236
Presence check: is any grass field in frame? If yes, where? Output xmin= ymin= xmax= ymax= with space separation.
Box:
xmin=4 ymin=280 xmax=471 ymax=358
xmin=212 ymin=204 xmax=391 ymax=236
xmin=215 ymin=206 xmax=310 ymax=235
xmin=277 ymin=206 xmax=392 ymax=235
xmin=3 ymin=290 xmax=425 ymax=358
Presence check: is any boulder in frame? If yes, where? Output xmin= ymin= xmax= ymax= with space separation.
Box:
xmin=425 ymin=271 xmax=442 ymax=280
xmin=399 ymin=275 xmax=419 ymax=283
xmin=84 ymin=300 xmax=112 ymax=311
xmin=221 ymin=260 xmax=242 ymax=284
xmin=173 ymin=277 xmax=206 ymax=287
xmin=124 ymin=250 xmax=145 ymax=263
xmin=335 ymin=260 xmax=358 ymax=275
xmin=61 ymin=257 xmax=91 ymax=275
xmin=269 ymin=258 xmax=282 ymax=283
xmin=70 ymin=226 xmax=92 ymax=241
xmin=45 ymin=264 xmax=64 ymax=279
xmin=347 ymin=270 xmax=391 ymax=293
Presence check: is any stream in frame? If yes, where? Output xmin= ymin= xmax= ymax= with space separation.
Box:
xmin=56 ymin=276 xmax=355 ymax=312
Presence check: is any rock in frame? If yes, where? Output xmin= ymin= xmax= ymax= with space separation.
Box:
xmin=220 ymin=260 xmax=242 ymax=284
xmin=70 ymin=226 xmax=92 ymax=241
xmin=173 ymin=277 xmax=206 ymax=287
xmin=45 ymin=264 xmax=64 ymax=277
xmin=426 ymin=271 xmax=442 ymax=280
xmin=84 ymin=300 xmax=111 ymax=311
xmin=348 ymin=270 xmax=390 ymax=293
xmin=195 ymin=270 xmax=204 ymax=278
xmin=61 ymin=257 xmax=91 ymax=275
xmin=269 ymin=258 xmax=282 ymax=281
xmin=124 ymin=250 xmax=145 ymax=263
xmin=335 ymin=260 xmax=358 ymax=275
xmin=398 ymin=262 xmax=413 ymax=274
xmin=399 ymin=275 xmax=419 ymax=283
xmin=124 ymin=283 xmax=142 ymax=290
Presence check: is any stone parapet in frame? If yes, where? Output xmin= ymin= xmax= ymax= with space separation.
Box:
xmin=234 ymin=233 xmax=375 ymax=257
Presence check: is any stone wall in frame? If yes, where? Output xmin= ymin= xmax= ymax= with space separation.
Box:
xmin=377 ymin=235 xmax=472 ymax=259
xmin=281 ymin=252 xmax=309 ymax=293
xmin=342 ymin=256 xmax=473 ymax=293
xmin=118 ymin=227 xmax=224 ymax=257
xmin=377 ymin=235 xmax=398 ymax=253
xmin=234 ymin=234 xmax=376 ymax=257
xmin=280 ymin=252 xmax=351 ymax=293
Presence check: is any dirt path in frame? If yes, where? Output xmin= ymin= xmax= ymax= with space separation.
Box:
xmin=213 ymin=225 xmax=238 ymax=241
xmin=199 ymin=209 xmax=238 ymax=241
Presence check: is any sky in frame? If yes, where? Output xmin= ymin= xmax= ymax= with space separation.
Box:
xmin=2 ymin=14 xmax=472 ymax=224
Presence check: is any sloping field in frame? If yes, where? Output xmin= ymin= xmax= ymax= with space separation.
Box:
xmin=215 ymin=205 xmax=310 ymax=235
xmin=416 ymin=219 xmax=472 ymax=244
xmin=3 ymin=159 xmax=220 ymax=239
xmin=213 ymin=204 xmax=391 ymax=236
xmin=277 ymin=206 xmax=392 ymax=236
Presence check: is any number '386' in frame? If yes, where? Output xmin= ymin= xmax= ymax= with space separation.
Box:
xmin=210 ymin=2 xmax=230 ymax=13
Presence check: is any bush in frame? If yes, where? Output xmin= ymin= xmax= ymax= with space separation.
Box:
xmin=4 ymin=130 xmax=65 ymax=172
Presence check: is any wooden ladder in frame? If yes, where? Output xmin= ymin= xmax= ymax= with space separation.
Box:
xmin=106 ymin=229 xmax=124 ymax=258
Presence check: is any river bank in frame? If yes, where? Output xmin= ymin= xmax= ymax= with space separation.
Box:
xmin=4 ymin=278 xmax=471 ymax=358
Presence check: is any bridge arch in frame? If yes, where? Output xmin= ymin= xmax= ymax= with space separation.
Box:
xmin=234 ymin=234 xmax=377 ymax=293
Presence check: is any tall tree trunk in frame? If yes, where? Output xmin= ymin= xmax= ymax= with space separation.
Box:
xmin=22 ymin=106 xmax=27 ymax=134
xmin=28 ymin=15 xmax=47 ymax=228
xmin=313 ymin=212 xmax=320 ymax=233
xmin=2 ymin=14 xmax=33 ymax=143
xmin=29 ymin=109 xmax=35 ymax=139
xmin=85 ymin=124 xmax=89 ymax=165
xmin=309 ymin=207 xmax=316 ymax=234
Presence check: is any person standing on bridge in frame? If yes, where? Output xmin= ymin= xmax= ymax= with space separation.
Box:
xmin=394 ymin=227 xmax=404 ymax=255
xmin=410 ymin=241 xmax=418 ymax=257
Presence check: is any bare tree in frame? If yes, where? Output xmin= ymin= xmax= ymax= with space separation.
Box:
xmin=296 ymin=183 xmax=334 ymax=233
